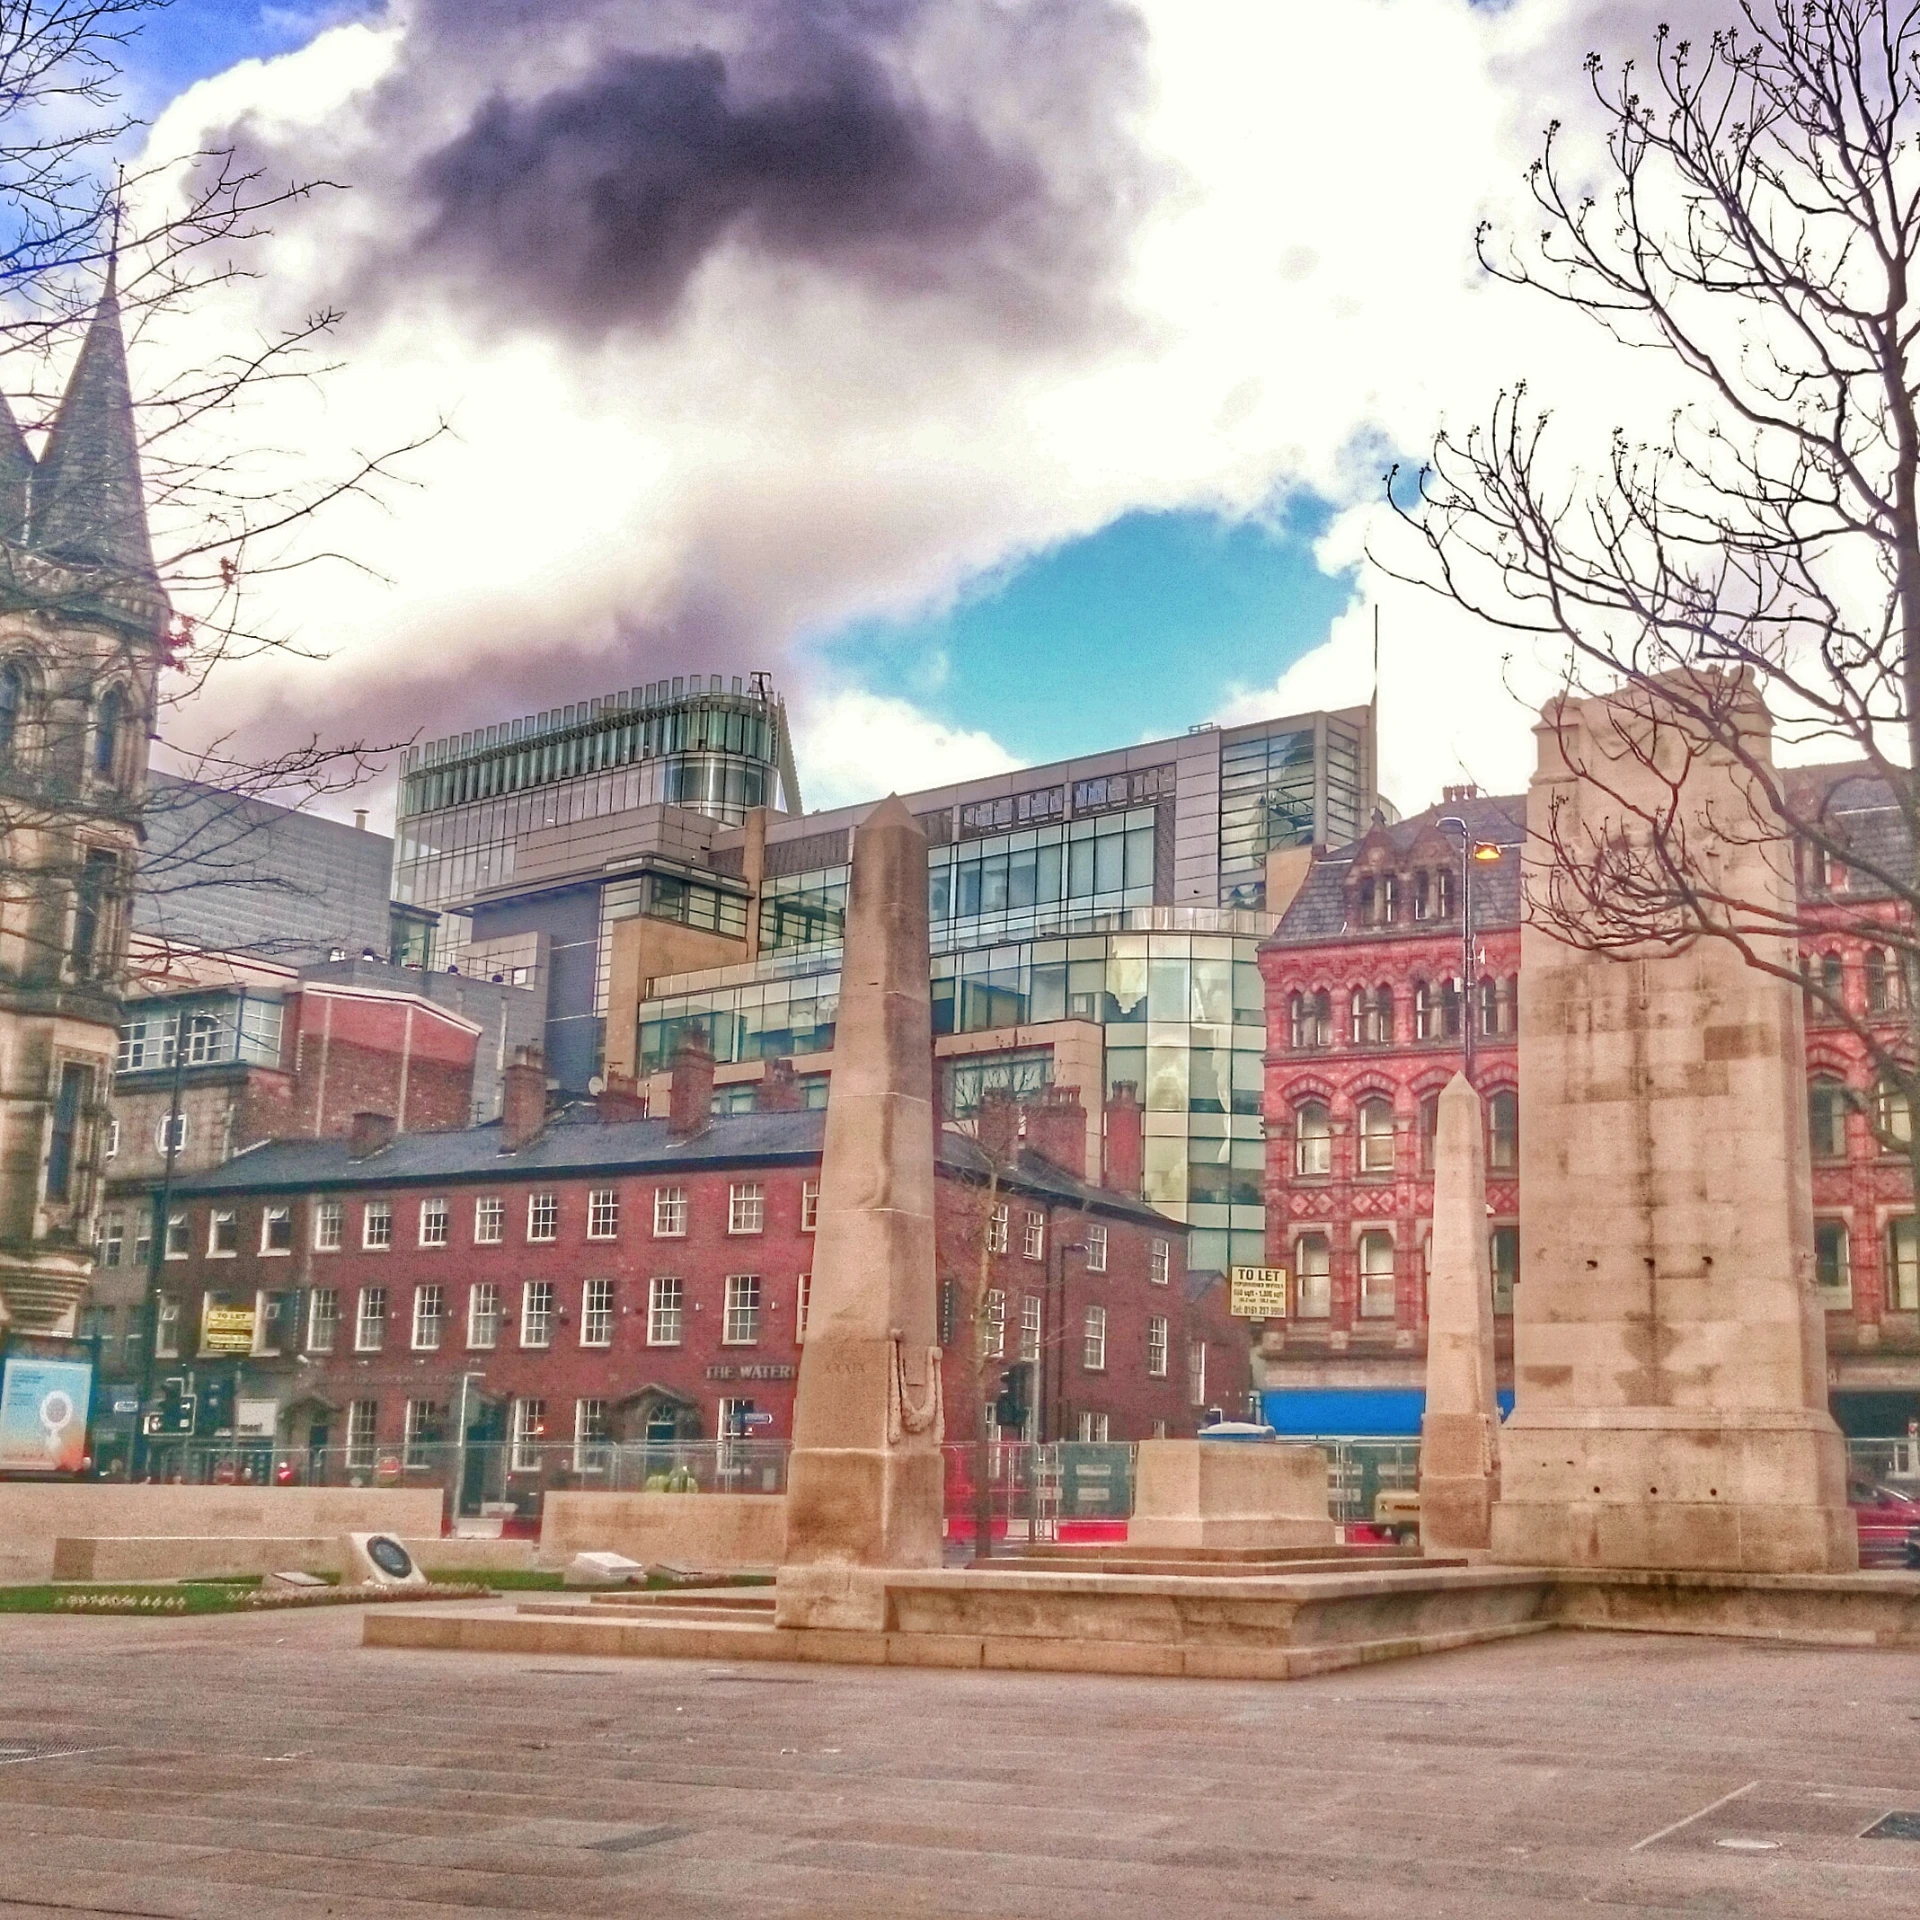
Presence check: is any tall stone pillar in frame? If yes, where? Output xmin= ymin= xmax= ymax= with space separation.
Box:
xmin=1419 ymin=1072 xmax=1500 ymax=1553
xmin=776 ymin=796 xmax=945 ymax=1628
xmin=1489 ymin=677 xmax=1856 ymax=1573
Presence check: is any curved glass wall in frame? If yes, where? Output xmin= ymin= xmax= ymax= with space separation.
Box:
xmin=636 ymin=925 xmax=1268 ymax=1273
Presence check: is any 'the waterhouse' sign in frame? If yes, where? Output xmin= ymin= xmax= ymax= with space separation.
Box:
xmin=1229 ymin=1266 xmax=1289 ymax=1319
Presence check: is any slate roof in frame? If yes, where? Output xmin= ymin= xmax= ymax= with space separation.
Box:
xmin=1269 ymin=792 xmax=1528 ymax=947
xmin=177 ymin=1105 xmax=1184 ymax=1231
xmin=0 ymin=392 xmax=32 ymax=545
xmin=1783 ymin=762 xmax=1912 ymax=902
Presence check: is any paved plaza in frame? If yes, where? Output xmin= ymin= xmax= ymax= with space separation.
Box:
xmin=0 ymin=1602 xmax=1917 ymax=1916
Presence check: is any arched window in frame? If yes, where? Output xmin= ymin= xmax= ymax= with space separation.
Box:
xmin=1294 ymin=1235 xmax=1331 ymax=1318
xmin=1434 ymin=869 xmax=1454 ymax=918
xmin=1353 ymin=984 xmax=1392 ymax=1045
xmin=1373 ymin=984 xmax=1394 ymax=1045
xmin=1358 ymin=1231 xmax=1396 ymax=1318
xmin=1874 ymin=1077 xmax=1913 ymax=1151
xmin=1866 ymin=948 xmax=1908 ymax=1017
xmin=1808 ymin=1078 xmax=1848 ymax=1160
xmin=1412 ymin=869 xmax=1432 ymax=920
xmin=1479 ymin=976 xmax=1517 ymax=1038
xmin=1294 ymin=1100 xmax=1332 ymax=1177
xmin=1349 ymin=987 xmax=1369 ymax=1045
xmin=1434 ymin=977 xmax=1461 ymax=1041
xmin=1413 ymin=979 xmax=1432 ymax=1041
xmin=92 ymin=684 xmax=127 ymax=780
xmin=1418 ymin=1091 xmax=1440 ymax=1171
xmin=1807 ymin=951 xmax=1844 ymax=1023
xmin=1357 ymin=1096 xmax=1395 ymax=1173
xmin=1487 ymin=1089 xmax=1518 ymax=1171
xmin=1309 ymin=990 xmax=1331 ymax=1049
xmin=0 ymin=661 xmax=20 ymax=761
xmin=1289 ymin=992 xmax=1310 ymax=1051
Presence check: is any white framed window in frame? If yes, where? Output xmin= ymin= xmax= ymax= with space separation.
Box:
xmin=1084 ymin=1224 xmax=1108 ymax=1274
xmin=728 ymin=1182 xmax=765 ymax=1234
xmin=1889 ymin=1216 xmax=1919 ymax=1313
xmin=418 ymin=1197 xmax=449 ymax=1247
xmin=527 ymin=1192 xmax=557 ymax=1242
xmin=412 ymin=1284 xmax=444 ymax=1351
xmin=346 ymin=1399 xmax=377 ymax=1470
xmin=1077 ymin=1410 xmax=1110 ymax=1442
xmin=104 ymin=1119 xmax=119 ymax=1159
xmin=1150 ymin=1239 xmax=1170 ymax=1286
xmin=1294 ymin=1101 xmax=1332 ymax=1177
xmin=155 ymin=1295 xmax=180 ymax=1358
xmin=355 ymin=1286 xmax=387 ymax=1352
xmin=306 ymin=1287 xmax=339 ymax=1353
xmin=1358 ymin=1231 xmax=1396 ymax=1318
xmin=574 ymin=1398 xmax=611 ymax=1472
xmin=259 ymin=1205 xmax=292 ymax=1255
xmin=467 ymin=1281 xmax=500 ymax=1350
xmin=581 ymin=1276 xmax=614 ymax=1346
xmin=984 ymin=1287 xmax=1007 ymax=1359
xmin=1295 ymin=1234 xmax=1332 ymax=1319
xmin=987 ymin=1204 xmax=1008 ymax=1254
xmin=1147 ymin=1315 xmax=1168 ymax=1377
xmin=1151 ymin=1418 xmax=1169 ymax=1440
xmin=1082 ymin=1304 xmax=1107 ymax=1371
xmin=1023 ymin=1210 xmax=1045 ymax=1261
xmin=1187 ymin=1340 xmax=1207 ymax=1407
xmin=801 ymin=1179 xmax=820 ymax=1232
xmin=587 ymin=1188 xmax=619 ymax=1240
xmin=1020 ymin=1294 xmax=1041 ymax=1362
xmin=164 ymin=1210 xmax=190 ymax=1259
xmin=654 ymin=1186 xmax=687 ymax=1237
xmin=208 ymin=1209 xmax=238 ymax=1257
xmin=510 ymin=1397 xmax=546 ymax=1472
xmin=723 ymin=1273 xmax=761 ymax=1345
xmin=521 ymin=1279 xmax=555 ymax=1347
xmin=98 ymin=1212 xmax=124 ymax=1269
xmin=1815 ymin=1219 xmax=1852 ymax=1306
xmin=796 ymin=1272 xmax=812 ymax=1343
xmin=1357 ymin=1097 xmax=1395 ymax=1174
xmin=404 ymin=1399 xmax=444 ymax=1469
xmin=313 ymin=1198 xmax=343 ymax=1252
xmin=474 ymin=1195 xmax=504 ymax=1244
xmin=648 ymin=1274 xmax=684 ymax=1346
xmin=155 ymin=1112 xmax=188 ymax=1155
xmin=362 ymin=1200 xmax=392 ymax=1251
xmin=1490 ymin=1226 xmax=1519 ymax=1314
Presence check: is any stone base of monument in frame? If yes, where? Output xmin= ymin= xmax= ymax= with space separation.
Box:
xmin=365 ymin=1561 xmax=1920 ymax=1674
xmin=1126 ymin=1440 xmax=1337 ymax=1553
xmin=1490 ymin=1412 xmax=1859 ymax=1575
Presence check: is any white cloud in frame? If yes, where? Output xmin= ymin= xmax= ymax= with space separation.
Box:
xmin=791 ymin=686 xmax=1019 ymax=812
xmin=126 ymin=0 xmax=1721 ymax=817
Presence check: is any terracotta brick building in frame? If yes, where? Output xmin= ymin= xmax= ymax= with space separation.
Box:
xmin=157 ymin=1053 xmax=1241 ymax=1505
xmin=1259 ymin=771 xmax=1920 ymax=1440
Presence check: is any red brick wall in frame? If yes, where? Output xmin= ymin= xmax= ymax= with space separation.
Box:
xmin=285 ymin=988 xmax=478 ymax=1136
xmin=162 ymin=1160 xmax=1211 ymax=1449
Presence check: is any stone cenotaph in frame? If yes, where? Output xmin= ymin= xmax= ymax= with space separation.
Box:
xmin=1419 ymin=1072 xmax=1501 ymax=1554
xmin=1489 ymin=677 xmax=1856 ymax=1573
xmin=775 ymin=796 xmax=947 ymax=1629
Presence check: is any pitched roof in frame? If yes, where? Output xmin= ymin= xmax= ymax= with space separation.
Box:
xmin=0 ymin=391 xmax=33 ymax=544
xmin=30 ymin=271 xmax=156 ymax=582
xmin=1269 ymin=793 xmax=1527 ymax=947
xmin=175 ymin=1105 xmax=1184 ymax=1229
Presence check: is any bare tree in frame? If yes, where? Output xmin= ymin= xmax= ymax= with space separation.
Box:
xmin=1391 ymin=0 xmax=1920 ymax=1194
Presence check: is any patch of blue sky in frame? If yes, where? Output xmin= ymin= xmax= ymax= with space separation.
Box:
xmin=813 ymin=496 xmax=1359 ymax=765
xmin=118 ymin=1 xmax=373 ymax=112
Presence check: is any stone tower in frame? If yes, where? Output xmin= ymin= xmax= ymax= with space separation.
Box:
xmin=0 ymin=269 xmax=167 ymax=1333
xmin=1489 ymin=675 xmax=1855 ymax=1573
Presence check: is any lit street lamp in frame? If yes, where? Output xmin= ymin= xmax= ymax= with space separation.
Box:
xmin=1436 ymin=815 xmax=1505 ymax=1087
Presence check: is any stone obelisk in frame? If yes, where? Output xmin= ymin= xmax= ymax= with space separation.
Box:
xmin=1489 ymin=674 xmax=1855 ymax=1573
xmin=776 ymin=796 xmax=945 ymax=1630
xmin=1419 ymin=1072 xmax=1500 ymax=1553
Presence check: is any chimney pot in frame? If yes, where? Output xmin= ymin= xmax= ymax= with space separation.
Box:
xmin=756 ymin=1056 xmax=802 ymax=1112
xmin=347 ymin=1111 xmax=396 ymax=1160
xmin=668 ymin=1030 xmax=716 ymax=1139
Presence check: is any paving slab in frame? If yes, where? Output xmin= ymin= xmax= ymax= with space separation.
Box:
xmin=0 ymin=1602 xmax=1917 ymax=1914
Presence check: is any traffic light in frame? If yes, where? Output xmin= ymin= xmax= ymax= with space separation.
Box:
xmin=993 ymin=1363 xmax=1031 ymax=1432
xmin=155 ymin=1378 xmax=194 ymax=1435
xmin=198 ymin=1374 xmax=234 ymax=1436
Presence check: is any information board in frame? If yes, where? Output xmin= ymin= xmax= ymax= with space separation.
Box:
xmin=201 ymin=1306 xmax=256 ymax=1354
xmin=0 ymin=1356 xmax=93 ymax=1472
xmin=1229 ymin=1266 xmax=1290 ymax=1318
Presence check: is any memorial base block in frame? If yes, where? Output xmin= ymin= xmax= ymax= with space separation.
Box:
xmin=1127 ymin=1440 xmax=1336 ymax=1554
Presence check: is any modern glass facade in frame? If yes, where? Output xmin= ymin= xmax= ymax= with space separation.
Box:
xmin=392 ymin=675 xmax=798 ymax=918
xmin=637 ymin=913 xmax=1269 ymax=1273
xmin=116 ymin=992 xmax=285 ymax=1074
xmin=1218 ymin=712 xmax=1372 ymax=908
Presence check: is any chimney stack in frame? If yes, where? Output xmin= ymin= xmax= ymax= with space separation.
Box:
xmin=668 ymin=1029 xmax=716 ymax=1139
xmin=500 ymin=1047 xmax=547 ymax=1151
xmin=1103 ymin=1081 xmax=1145 ymax=1198
xmin=596 ymin=1070 xmax=647 ymax=1124
xmin=976 ymin=1086 xmax=1020 ymax=1166
xmin=757 ymin=1056 xmax=802 ymax=1112
xmin=346 ymin=1111 xmax=396 ymax=1161
xmin=1024 ymin=1083 xmax=1088 ymax=1181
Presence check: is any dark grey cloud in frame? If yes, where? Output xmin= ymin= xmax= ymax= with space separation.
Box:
xmin=411 ymin=44 xmax=1043 ymax=332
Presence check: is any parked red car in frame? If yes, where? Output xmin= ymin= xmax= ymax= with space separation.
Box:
xmin=1850 ymin=1481 xmax=1920 ymax=1567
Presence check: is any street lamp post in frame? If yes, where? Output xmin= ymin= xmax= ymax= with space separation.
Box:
xmin=1436 ymin=816 xmax=1505 ymax=1089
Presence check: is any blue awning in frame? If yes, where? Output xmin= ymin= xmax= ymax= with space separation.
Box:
xmin=1260 ymin=1387 xmax=1515 ymax=1438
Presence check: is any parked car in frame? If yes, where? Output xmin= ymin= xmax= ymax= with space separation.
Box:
xmin=1849 ymin=1481 xmax=1920 ymax=1567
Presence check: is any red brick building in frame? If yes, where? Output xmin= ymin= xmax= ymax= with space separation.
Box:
xmin=1259 ymin=771 xmax=1920 ymax=1439
xmin=158 ymin=1053 xmax=1243 ymax=1504
xmin=1256 ymin=791 xmax=1525 ymax=1430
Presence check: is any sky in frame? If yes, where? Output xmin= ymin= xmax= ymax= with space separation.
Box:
xmin=87 ymin=0 xmax=1727 ymax=819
